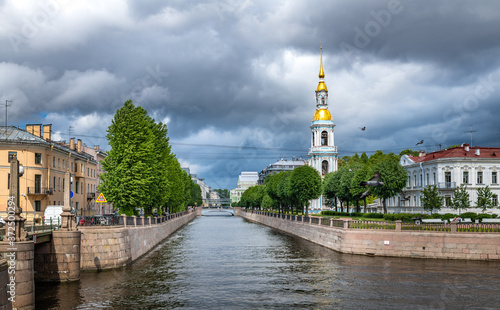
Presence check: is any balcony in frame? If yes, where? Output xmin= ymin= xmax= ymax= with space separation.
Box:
xmin=438 ymin=182 xmax=456 ymax=189
xmin=87 ymin=192 xmax=96 ymax=200
xmin=27 ymin=187 xmax=53 ymax=195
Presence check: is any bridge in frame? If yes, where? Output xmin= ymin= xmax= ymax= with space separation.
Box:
xmin=203 ymin=198 xmax=232 ymax=206
xmin=201 ymin=207 xmax=235 ymax=216
xmin=0 ymin=222 xmax=60 ymax=244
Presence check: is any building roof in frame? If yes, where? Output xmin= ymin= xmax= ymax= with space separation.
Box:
xmin=0 ymin=126 xmax=96 ymax=163
xmin=405 ymin=144 xmax=500 ymax=164
xmin=238 ymin=171 xmax=259 ymax=183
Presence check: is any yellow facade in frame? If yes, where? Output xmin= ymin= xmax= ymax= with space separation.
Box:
xmin=0 ymin=125 xmax=98 ymax=223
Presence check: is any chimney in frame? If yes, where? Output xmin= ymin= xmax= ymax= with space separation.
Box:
xmin=43 ymin=124 xmax=52 ymax=141
xmin=94 ymin=145 xmax=100 ymax=151
xmin=26 ymin=124 xmax=42 ymax=137
xmin=419 ymin=150 xmax=426 ymax=157
xmin=464 ymin=143 xmax=470 ymax=152
xmin=475 ymin=147 xmax=480 ymax=156
xmin=77 ymin=139 xmax=82 ymax=154
xmin=70 ymin=138 xmax=76 ymax=151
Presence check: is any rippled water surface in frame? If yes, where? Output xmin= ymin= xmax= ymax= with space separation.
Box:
xmin=36 ymin=216 xmax=500 ymax=309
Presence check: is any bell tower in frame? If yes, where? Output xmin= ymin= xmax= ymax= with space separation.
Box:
xmin=308 ymin=43 xmax=338 ymax=210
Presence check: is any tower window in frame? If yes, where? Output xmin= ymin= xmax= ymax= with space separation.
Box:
xmin=322 ymin=160 xmax=329 ymax=176
xmin=321 ymin=131 xmax=328 ymax=146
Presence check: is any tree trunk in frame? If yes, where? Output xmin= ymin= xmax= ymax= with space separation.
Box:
xmin=364 ymin=197 xmax=367 ymax=213
xmin=383 ymin=198 xmax=387 ymax=214
xmin=356 ymin=200 xmax=360 ymax=213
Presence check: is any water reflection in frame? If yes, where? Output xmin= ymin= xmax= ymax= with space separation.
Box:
xmin=36 ymin=217 xmax=500 ymax=309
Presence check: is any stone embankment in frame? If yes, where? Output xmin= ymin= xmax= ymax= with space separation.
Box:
xmin=239 ymin=210 xmax=500 ymax=260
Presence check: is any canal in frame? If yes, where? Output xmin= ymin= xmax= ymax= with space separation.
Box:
xmin=36 ymin=216 xmax=500 ymax=309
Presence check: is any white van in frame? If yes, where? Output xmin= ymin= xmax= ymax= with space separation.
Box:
xmin=44 ymin=205 xmax=63 ymax=225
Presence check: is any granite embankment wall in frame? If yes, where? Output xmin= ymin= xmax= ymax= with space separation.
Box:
xmin=79 ymin=211 xmax=197 ymax=271
xmin=240 ymin=211 xmax=500 ymax=260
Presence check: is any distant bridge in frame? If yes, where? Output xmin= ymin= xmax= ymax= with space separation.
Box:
xmin=201 ymin=208 xmax=235 ymax=216
xmin=203 ymin=198 xmax=232 ymax=206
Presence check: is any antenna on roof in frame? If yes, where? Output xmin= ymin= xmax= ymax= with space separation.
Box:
xmin=465 ymin=125 xmax=477 ymax=146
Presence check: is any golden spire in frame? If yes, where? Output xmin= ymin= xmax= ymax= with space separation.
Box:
xmin=319 ymin=42 xmax=325 ymax=78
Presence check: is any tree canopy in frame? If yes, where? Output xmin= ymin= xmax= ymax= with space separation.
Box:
xmin=99 ymin=100 xmax=201 ymax=216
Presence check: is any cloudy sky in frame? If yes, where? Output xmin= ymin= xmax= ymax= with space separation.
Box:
xmin=1 ymin=0 xmax=500 ymax=189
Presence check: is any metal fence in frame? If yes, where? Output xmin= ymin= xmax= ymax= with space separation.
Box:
xmin=239 ymin=209 xmax=500 ymax=233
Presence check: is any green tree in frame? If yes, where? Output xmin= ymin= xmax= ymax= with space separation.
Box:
xmin=420 ymin=185 xmax=444 ymax=214
xmin=350 ymin=164 xmax=371 ymax=212
xmin=476 ymin=186 xmax=494 ymax=213
xmin=288 ymin=165 xmax=321 ymax=216
xmin=100 ymin=100 xmax=156 ymax=216
xmin=370 ymin=158 xmax=407 ymax=213
xmin=399 ymin=149 xmax=419 ymax=157
xmin=451 ymin=185 xmax=470 ymax=215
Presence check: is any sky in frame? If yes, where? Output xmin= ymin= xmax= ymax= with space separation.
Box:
xmin=1 ymin=0 xmax=500 ymax=190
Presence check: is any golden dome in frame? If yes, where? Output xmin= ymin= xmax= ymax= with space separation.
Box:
xmin=312 ymin=109 xmax=332 ymax=121
xmin=316 ymin=81 xmax=328 ymax=92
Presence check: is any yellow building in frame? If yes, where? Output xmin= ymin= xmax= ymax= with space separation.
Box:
xmin=0 ymin=124 xmax=98 ymax=223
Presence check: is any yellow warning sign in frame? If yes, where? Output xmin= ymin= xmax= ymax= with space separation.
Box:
xmin=96 ymin=193 xmax=107 ymax=203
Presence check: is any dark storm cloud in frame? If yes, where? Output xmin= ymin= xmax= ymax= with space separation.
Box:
xmin=1 ymin=0 xmax=500 ymax=188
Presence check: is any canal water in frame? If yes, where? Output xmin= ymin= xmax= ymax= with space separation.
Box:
xmin=36 ymin=216 xmax=500 ymax=309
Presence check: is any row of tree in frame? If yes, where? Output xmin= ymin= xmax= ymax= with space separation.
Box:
xmin=237 ymin=150 xmax=414 ymax=214
xmin=237 ymin=165 xmax=322 ymax=215
xmin=99 ymin=101 xmax=202 ymax=216
xmin=421 ymin=184 xmax=496 ymax=214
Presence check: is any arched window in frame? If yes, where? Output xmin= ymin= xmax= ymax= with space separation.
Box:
xmin=312 ymin=132 xmax=315 ymax=146
xmin=321 ymin=131 xmax=328 ymax=146
xmin=322 ymin=160 xmax=329 ymax=176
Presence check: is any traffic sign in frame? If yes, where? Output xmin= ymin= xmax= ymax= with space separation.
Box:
xmin=70 ymin=190 xmax=74 ymax=199
xmin=96 ymin=193 xmax=107 ymax=203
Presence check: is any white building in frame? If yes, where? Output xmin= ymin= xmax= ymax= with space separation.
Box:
xmin=307 ymin=44 xmax=338 ymax=210
xmin=230 ymin=171 xmax=259 ymax=204
xmin=258 ymin=158 xmax=306 ymax=184
xmin=390 ymin=144 xmax=500 ymax=214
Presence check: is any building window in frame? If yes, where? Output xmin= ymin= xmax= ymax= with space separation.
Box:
xmin=63 ymin=159 xmax=65 ymax=169
xmin=420 ymin=174 xmax=423 ymax=187
xmin=75 ymin=202 xmax=79 ymax=211
xmin=35 ymin=174 xmax=42 ymax=193
xmin=492 ymin=172 xmax=498 ymax=184
xmin=58 ymin=158 xmax=60 ymax=168
xmin=321 ymin=131 xmax=328 ymax=146
xmin=58 ymin=178 xmax=61 ymax=191
xmin=53 ymin=177 xmax=56 ymax=191
xmin=477 ymin=171 xmax=483 ymax=184
xmin=312 ymin=132 xmax=315 ymax=146
xmin=463 ymin=171 xmax=469 ymax=184
xmin=493 ymin=195 xmax=498 ymax=206
xmin=71 ymin=162 xmax=74 ymax=172
xmin=322 ymin=160 xmax=328 ymax=176
xmin=8 ymin=151 xmax=17 ymax=162
xmin=76 ymin=181 xmax=79 ymax=194
xmin=414 ymin=175 xmax=417 ymax=187
xmin=87 ymin=167 xmax=89 ymax=176
xmin=433 ymin=172 xmax=436 ymax=185
xmin=35 ymin=200 xmax=41 ymax=212
xmin=35 ymin=153 xmax=42 ymax=164
xmin=81 ymin=183 xmax=83 ymax=194
xmin=426 ymin=173 xmax=429 ymax=186
xmin=445 ymin=172 xmax=452 ymax=186
xmin=63 ymin=178 xmax=65 ymax=192
xmin=445 ymin=196 xmax=452 ymax=206
xmin=53 ymin=156 xmax=56 ymax=167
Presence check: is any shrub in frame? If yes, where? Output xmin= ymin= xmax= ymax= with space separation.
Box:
xmin=362 ymin=213 xmax=384 ymax=219
xmin=460 ymin=212 xmax=478 ymax=220
xmin=477 ymin=213 xmax=493 ymax=220
xmin=350 ymin=212 xmax=363 ymax=217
